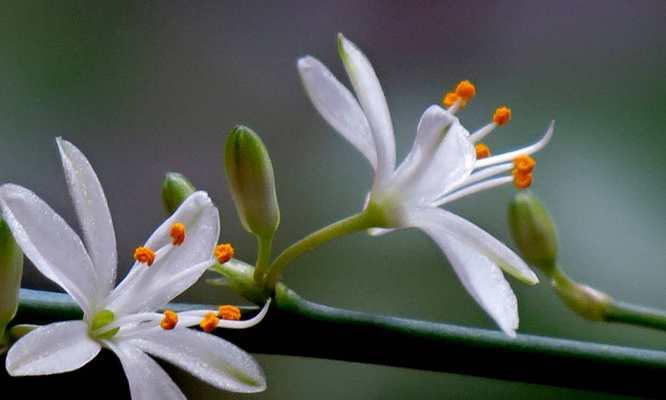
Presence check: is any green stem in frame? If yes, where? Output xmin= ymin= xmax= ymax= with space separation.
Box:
xmin=11 ymin=288 xmax=666 ymax=397
xmin=551 ymin=268 xmax=666 ymax=332
xmin=265 ymin=212 xmax=375 ymax=288
xmin=253 ymin=236 xmax=272 ymax=284
xmin=605 ymin=301 xmax=666 ymax=331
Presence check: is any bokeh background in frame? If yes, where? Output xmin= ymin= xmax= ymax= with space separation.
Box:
xmin=1 ymin=1 xmax=665 ymax=398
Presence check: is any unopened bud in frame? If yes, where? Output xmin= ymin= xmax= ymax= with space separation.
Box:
xmin=162 ymin=172 xmax=197 ymax=215
xmin=0 ymin=218 xmax=23 ymax=341
xmin=224 ymin=125 xmax=280 ymax=239
xmin=508 ymin=191 xmax=558 ymax=275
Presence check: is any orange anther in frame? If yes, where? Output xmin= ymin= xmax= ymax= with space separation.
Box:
xmin=134 ymin=246 xmax=156 ymax=266
xmin=442 ymin=92 xmax=459 ymax=108
xmin=170 ymin=223 xmax=186 ymax=246
xmin=455 ymin=80 xmax=476 ymax=101
xmin=513 ymin=155 xmax=536 ymax=174
xmin=493 ymin=106 xmax=512 ymax=126
xmin=160 ymin=309 xmax=178 ymax=330
xmin=475 ymin=143 xmax=491 ymax=159
xmin=513 ymin=171 xmax=533 ymax=189
xmin=214 ymin=243 xmax=234 ymax=264
xmin=199 ymin=312 xmax=219 ymax=333
xmin=218 ymin=305 xmax=242 ymax=321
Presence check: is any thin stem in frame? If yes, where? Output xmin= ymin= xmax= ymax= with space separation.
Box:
xmin=11 ymin=288 xmax=666 ymax=397
xmin=606 ymin=301 xmax=666 ymax=331
xmin=253 ymin=236 xmax=273 ymax=284
xmin=264 ymin=212 xmax=375 ymax=288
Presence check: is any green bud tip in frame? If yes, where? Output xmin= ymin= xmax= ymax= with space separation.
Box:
xmin=508 ymin=191 xmax=559 ymax=276
xmin=162 ymin=172 xmax=196 ymax=214
xmin=0 ymin=218 xmax=23 ymax=338
xmin=224 ymin=125 xmax=280 ymax=239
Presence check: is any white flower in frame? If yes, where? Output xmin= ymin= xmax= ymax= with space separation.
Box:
xmin=0 ymin=138 xmax=268 ymax=398
xmin=298 ymin=34 xmax=555 ymax=336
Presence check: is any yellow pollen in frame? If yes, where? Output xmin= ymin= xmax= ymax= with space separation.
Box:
xmin=475 ymin=143 xmax=491 ymax=159
xmin=442 ymin=91 xmax=459 ymax=108
xmin=455 ymin=80 xmax=476 ymax=101
xmin=170 ymin=222 xmax=186 ymax=246
xmin=512 ymin=170 xmax=533 ymax=189
xmin=200 ymin=312 xmax=219 ymax=333
xmin=513 ymin=154 xmax=536 ymax=174
xmin=214 ymin=243 xmax=235 ymax=264
xmin=134 ymin=246 xmax=156 ymax=266
xmin=218 ymin=305 xmax=242 ymax=321
xmin=493 ymin=106 xmax=512 ymax=126
xmin=160 ymin=309 xmax=178 ymax=330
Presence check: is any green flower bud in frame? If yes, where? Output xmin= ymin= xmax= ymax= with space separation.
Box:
xmin=224 ymin=125 xmax=280 ymax=239
xmin=508 ymin=191 xmax=558 ymax=275
xmin=162 ymin=172 xmax=196 ymax=214
xmin=0 ymin=218 xmax=23 ymax=341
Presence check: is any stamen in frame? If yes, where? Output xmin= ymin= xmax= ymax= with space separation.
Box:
xmin=442 ymin=92 xmax=459 ymax=108
xmin=475 ymin=143 xmax=491 ymax=159
xmin=475 ymin=120 xmax=555 ymax=169
xmin=433 ymin=176 xmax=513 ymax=206
xmin=455 ymin=80 xmax=476 ymax=102
xmin=170 ymin=223 xmax=186 ymax=246
xmin=134 ymin=246 xmax=156 ymax=266
xmin=513 ymin=155 xmax=536 ymax=173
xmin=218 ymin=305 xmax=242 ymax=321
xmin=200 ymin=312 xmax=219 ymax=333
xmin=214 ymin=243 xmax=234 ymax=264
xmin=493 ymin=106 xmax=512 ymax=126
xmin=160 ymin=309 xmax=178 ymax=330
xmin=513 ymin=170 xmax=533 ymax=189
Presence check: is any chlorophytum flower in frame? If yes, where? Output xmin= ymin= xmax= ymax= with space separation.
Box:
xmin=0 ymin=139 xmax=268 ymax=398
xmin=297 ymin=34 xmax=554 ymax=336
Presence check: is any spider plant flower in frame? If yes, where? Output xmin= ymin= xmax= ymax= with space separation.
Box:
xmin=0 ymin=138 xmax=268 ymax=397
xmin=298 ymin=34 xmax=555 ymax=336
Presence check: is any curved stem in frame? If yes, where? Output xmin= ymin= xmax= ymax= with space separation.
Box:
xmin=253 ymin=236 xmax=272 ymax=284
xmin=264 ymin=212 xmax=374 ymax=288
xmin=10 ymin=288 xmax=666 ymax=397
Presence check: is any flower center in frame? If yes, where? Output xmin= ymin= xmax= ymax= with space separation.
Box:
xmin=89 ymin=309 xmax=119 ymax=339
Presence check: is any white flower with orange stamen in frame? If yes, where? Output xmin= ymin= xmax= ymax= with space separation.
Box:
xmin=298 ymin=34 xmax=555 ymax=336
xmin=0 ymin=138 xmax=268 ymax=398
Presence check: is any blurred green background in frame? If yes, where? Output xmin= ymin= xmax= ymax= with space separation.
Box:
xmin=1 ymin=1 xmax=665 ymax=398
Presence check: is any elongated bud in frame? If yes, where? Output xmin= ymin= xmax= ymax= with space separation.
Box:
xmin=0 ymin=218 xmax=23 ymax=342
xmin=225 ymin=125 xmax=280 ymax=239
xmin=508 ymin=191 xmax=558 ymax=275
xmin=162 ymin=172 xmax=196 ymax=214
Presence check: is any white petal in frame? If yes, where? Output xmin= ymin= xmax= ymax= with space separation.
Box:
xmin=391 ymin=106 xmax=474 ymax=204
xmin=0 ymin=184 xmax=97 ymax=315
xmin=106 ymin=192 xmax=219 ymax=315
xmin=298 ymin=56 xmax=377 ymax=170
xmin=126 ymin=328 xmax=266 ymax=393
xmin=57 ymin=138 xmax=117 ymax=301
xmin=406 ymin=207 xmax=538 ymax=285
xmin=338 ymin=34 xmax=395 ymax=183
xmin=6 ymin=321 xmax=101 ymax=376
xmin=419 ymin=227 xmax=519 ymax=336
xmin=105 ymin=341 xmax=186 ymax=400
